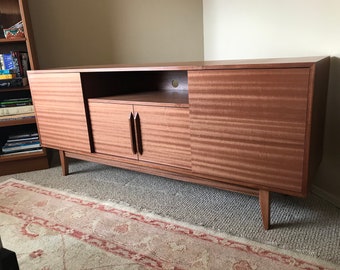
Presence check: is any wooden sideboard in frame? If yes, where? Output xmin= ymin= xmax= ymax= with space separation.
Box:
xmin=27 ymin=57 xmax=330 ymax=229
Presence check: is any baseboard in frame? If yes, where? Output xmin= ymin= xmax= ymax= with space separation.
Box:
xmin=312 ymin=184 xmax=340 ymax=208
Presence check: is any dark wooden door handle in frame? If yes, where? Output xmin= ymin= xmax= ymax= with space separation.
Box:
xmin=134 ymin=112 xmax=143 ymax=155
xmin=129 ymin=112 xmax=137 ymax=154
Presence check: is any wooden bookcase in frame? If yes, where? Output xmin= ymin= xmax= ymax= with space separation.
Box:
xmin=0 ymin=0 xmax=49 ymax=176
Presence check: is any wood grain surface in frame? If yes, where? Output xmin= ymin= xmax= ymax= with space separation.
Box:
xmin=135 ymin=105 xmax=191 ymax=169
xmin=88 ymin=102 xmax=138 ymax=159
xmin=88 ymin=99 xmax=191 ymax=170
xmin=189 ymin=68 xmax=310 ymax=194
xmin=27 ymin=57 xmax=330 ymax=229
xmin=28 ymin=72 xmax=91 ymax=152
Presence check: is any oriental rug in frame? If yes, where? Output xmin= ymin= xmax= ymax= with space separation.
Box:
xmin=0 ymin=179 xmax=337 ymax=270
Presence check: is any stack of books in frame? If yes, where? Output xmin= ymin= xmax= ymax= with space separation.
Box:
xmin=0 ymin=51 xmax=29 ymax=88
xmin=1 ymin=131 xmax=42 ymax=156
xmin=0 ymin=97 xmax=34 ymax=121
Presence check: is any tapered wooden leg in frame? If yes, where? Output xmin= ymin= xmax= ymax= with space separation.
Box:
xmin=259 ymin=190 xmax=270 ymax=230
xmin=59 ymin=150 xmax=69 ymax=176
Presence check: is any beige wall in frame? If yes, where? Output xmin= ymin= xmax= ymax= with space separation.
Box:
xmin=28 ymin=0 xmax=204 ymax=68
xmin=203 ymin=0 xmax=340 ymax=206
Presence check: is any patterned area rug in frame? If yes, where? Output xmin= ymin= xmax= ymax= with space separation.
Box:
xmin=0 ymin=179 xmax=337 ymax=270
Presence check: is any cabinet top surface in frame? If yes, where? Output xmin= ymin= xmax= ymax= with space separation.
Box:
xmin=28 ymin=56 xmax=329 ymax=74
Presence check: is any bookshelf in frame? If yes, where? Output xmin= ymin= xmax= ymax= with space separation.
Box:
xmin=0 ymin=0 xmax=49 ymax=175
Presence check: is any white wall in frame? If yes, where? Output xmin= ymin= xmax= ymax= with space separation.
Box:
xmin=203 ymin=0 xmax=340 ymax=206
xmin=203 ymin=0 xmax=340 ymax=60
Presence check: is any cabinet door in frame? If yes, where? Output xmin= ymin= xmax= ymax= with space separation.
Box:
xmin=88 ymin=102 xmax=137 ymax=159
xmin=189 ymin=68 xmax=310 ymax=194
xmin=135 ymin=105 xmax=191 ymax=170
xmin=28 ymin=72 xmax=91 ymax=152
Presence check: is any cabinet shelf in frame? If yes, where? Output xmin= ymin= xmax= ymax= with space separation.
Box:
xmin=0 ymin=37 xmax=26 ymax=43
xmin=0 ymin=85 xmax=30 ymax=93
xmin=0 ymin=115 xmax=35 ymax=127
xmin=0 ymin=148 xmax=45 ymax=161
xmin=90 ymin=90 xmax=189 ymax=108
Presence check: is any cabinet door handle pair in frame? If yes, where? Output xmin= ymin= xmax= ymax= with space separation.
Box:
xmin=129 ymin=112 xmax=143 ymax=155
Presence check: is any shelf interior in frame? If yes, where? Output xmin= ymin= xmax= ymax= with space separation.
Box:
xmin=89 ymin=90 xmax=188 ymax=107
xmin=83 ymin=70 xmax=189 ymax=107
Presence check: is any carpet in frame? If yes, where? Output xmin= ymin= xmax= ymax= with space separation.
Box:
xmin=0 ymin=179 xmax=337 ymax=270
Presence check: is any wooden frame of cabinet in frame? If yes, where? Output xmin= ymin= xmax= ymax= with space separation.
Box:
xmin=0 ymin=0 xmax=49 ymax=176
xmin=27 ymin=56 xmax=330 ymax=229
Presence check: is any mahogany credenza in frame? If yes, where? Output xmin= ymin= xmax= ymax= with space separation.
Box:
xmin=27 ymin=57 xmax=330 ymax=229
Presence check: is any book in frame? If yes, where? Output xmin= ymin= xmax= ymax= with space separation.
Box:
xmin=4 ymin=139 xmax=40 ymax=148
xmin=0 ymin=97 xmax=32 ymax=107
xmin=0 ymin=148 xmax=43 ymax=156
xmin=0 ymin=74 xmax=16 ymax=80
xmin=0 ymin=78 xmax=23 ymax=88
xmin=0 ymin=104 xmax=34 ymax=116
xmin=2 ymin=144 xmax=41 ymax=154
xmin=7 ymin=131 xmax=39 ymax=140
xmin=0 ymin=51 xmax=29 ymax=79
xmin=0 ymin=112 xmax=35 ymax=121
xmin=20 ymin=52 xmax=29 ymax=77
xmin=10 ymin=51 xmax=23 ymax=77
xmin=0 ymin=54 xmax=5 ymax=70
xmin=0 ymin=69 xmax=16 ymax=75
xmin=6 ymin=134 xmax=39 ymax=143
xmin=0 ymin=102 xmax=32 ymax=108
xmin=2 ymin=53 xmax=15 ymax=70
xmin=0 ymin=128 xmax=41 ymax=155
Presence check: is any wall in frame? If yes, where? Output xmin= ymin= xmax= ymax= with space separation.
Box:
xmin=203 ymin=0 xmax=340 ymax=207
xmin=27 ymin=0 xmax=204 ymax=68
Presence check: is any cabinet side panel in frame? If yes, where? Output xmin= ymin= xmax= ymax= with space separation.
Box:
xmin=189 ymin=69 xmax=310 ymax=194
xmin=28 ymin=72 xmax=91 ymax=152
xmin=305 ymin=58 xmax=330 ymax=194
xmin=135 ymin=105 xmax=191 ymax=170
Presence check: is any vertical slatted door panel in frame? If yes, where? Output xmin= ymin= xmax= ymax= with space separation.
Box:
xmin=88 ymin=101 xmax=137 ymax=160
xmin=28 ymin=73 xmax=91 ymax=152
xmin=135 ymin=105 xmax=191 ymax=170
xmin=189 ymin=68 xmax=310 ymax=195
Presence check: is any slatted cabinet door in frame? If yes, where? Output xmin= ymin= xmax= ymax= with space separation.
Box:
xmin=88 ymin=100 xmax=191 ymax=169
xmin=88 ymin=101 xmax=137 ymax=159
xmin=189 ymin=68 xmax=311 ymax=196
xmin=135 ymin=105 xmax=191 ymax=170
xmin=28 ymin=72 xmax=92 ymax=152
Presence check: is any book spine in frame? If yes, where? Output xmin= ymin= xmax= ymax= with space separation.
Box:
xmin=0 ymin=69 xmax=16 ymax=75
xmin=20 ymin=52 xmax=29 ymax=77
xmin=0 ymin=78 xmax=23 ymax=88
xmin=0 ymin=74 xmax=16 ymax=79
xmin=0 ymin=97 xmax=32 ymax=104
xmin=6 ymin=135 xmax=39 ymax=143
xmin=0 ymin=102 xmax=32 ymax=107
xmin=2 ymin=143 xmax=41 ymax=153
xmin=8 ymin=132 xmax=38 ymax=140
xmin=0 ymin=105 xmax=34 ymax=116
xmin=2 ymin=54 xmax=15 ymax=70
xmin=4 ymin=139 xmax=40 ymax=147
xmin=10 ymin=51 xmax=22 ymax=77
xmin=0 ymin=112 xmax=35 ymax=122
xmin=0 ymin=148 xmax=43 ymax=156
xmin=0 ymin=55 xmax=4 ymax=70
xmin=0 ymin=98 xmax=32 ymax=107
